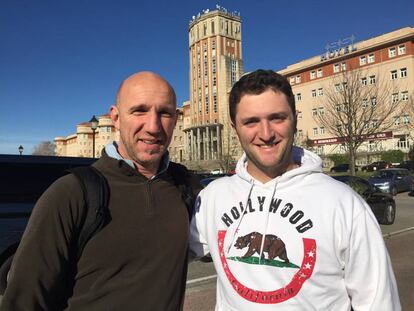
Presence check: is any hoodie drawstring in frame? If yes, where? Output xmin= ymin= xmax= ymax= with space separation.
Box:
xmin=226 ymin=181 xmax=255 ymax=255
xmin=258 ymin=182 xmax=277 ymax=263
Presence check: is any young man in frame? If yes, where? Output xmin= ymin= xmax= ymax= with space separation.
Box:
xmin=1 ymin=72 xmax=200 ymax=310
xmin=190 ymin=69 xmax=400 ymax=310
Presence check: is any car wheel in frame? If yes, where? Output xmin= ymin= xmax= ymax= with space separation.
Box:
xmin=391 ymin=186 xmax=397 ymax=196
xmin=382 ymin=202 xmax=396 ymax=225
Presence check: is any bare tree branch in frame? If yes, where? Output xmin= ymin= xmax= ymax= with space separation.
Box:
xmin=314 ymin=66 xmax=409 ymax=175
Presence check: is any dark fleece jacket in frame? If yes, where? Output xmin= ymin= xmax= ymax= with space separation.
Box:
xmin=1 ymin=153 xmax=199 ymax=311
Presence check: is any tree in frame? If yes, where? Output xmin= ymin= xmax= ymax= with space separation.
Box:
xmin=218 ymin=125 xmax=242 ymax=173
xmin=32 ymin=141 xmax=56 ymax=156
xmin=314 ymin=67 xmax=408 ymax=175
xmin=381 ymin=150 xmax=404 ymax=164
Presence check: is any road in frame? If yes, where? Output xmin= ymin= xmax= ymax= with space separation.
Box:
xmin=184 ymin=192 xmax=414 ymax=310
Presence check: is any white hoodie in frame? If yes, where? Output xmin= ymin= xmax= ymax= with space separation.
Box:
xmin=190 ymin=147 xmax=400 ymax=311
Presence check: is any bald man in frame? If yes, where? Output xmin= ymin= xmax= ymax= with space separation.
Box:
xmin=1 ymin=72 xmax=200 ymax=311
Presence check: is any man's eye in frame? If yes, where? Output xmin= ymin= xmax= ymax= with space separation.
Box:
xmin=160 ymin=110 xmax=175 ymax=118
xmin=243 ymin=119 xmax=257 ymax=126
xmin=132 ymin=110 xmax=145 ymax=115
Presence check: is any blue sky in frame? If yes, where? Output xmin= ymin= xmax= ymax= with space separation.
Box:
xmin=1 ymin=0 xmax=413 ymax=155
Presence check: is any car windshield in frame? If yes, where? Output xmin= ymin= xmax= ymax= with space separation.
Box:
xmin=372 ymin=171 xmax=394 ymax=179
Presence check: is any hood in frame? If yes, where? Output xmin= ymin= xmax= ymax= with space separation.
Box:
xmin=235 ymin=146 xmax=323 ymax=187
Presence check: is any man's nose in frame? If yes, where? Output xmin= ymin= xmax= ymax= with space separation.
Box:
xmin=145 ymin=111 xmax=162 ymax=134
xmin=259 ymin=120 xmax=275 ymax=141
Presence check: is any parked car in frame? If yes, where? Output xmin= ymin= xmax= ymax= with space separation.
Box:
xmin=0 ymin=154 xmax=96 ymax=293
xmin=330 ymin=163 xmax=358 ymax=173
xmin=333 ymin=175 xmax=396 ymax=225
xmin=368 ymin=168 xmax=413 ymax=196
xmin=395 ymin=160 xmax=414 ymax=172
xmin=200 ymin=176 xmax=221 ymax=187
xmin=361 ymin=161 xmax=391 ymax=172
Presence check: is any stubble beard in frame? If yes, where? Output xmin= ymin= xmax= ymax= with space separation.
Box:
xmin=120 ymin=133 xmax=165 ymax=169
xmin=246 ymin=136 xmax=295 ymax=178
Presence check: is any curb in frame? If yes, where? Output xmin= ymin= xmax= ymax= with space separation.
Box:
xmin=382 ymin=226 xmax=414 ymax=239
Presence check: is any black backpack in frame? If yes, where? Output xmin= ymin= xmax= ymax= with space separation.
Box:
xmin=0 ymin=164 xmax=196 ymax=294
xmin=70 ymin=164 xmax=196 ymax=258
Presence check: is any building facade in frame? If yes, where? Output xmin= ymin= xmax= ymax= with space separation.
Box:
xmin=278 ymin=27 xmax=414 ymax=167
xmin=184 ymin=7 xmax=244 ymax=166
xmin=55 ymin=114 xmax=118 ymax=158
xmin=168 ymin=107 xmax=185 ymax=163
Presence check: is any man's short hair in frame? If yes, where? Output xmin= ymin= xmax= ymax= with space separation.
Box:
xmin=229 ymin=69 xmax=296 ymax=124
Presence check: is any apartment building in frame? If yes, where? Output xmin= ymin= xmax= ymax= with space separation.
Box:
xmin=278 ymin=27 xmax=414 ymax=166
xmin=55 ymin=114 xmax=118 ymax=157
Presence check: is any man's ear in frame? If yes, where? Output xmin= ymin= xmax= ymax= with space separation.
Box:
xmin=110 ymin=105 xmax=120 ymax=130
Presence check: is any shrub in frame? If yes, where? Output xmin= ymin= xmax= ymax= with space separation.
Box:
xmin=381 ymin=150 xmax=404 ymax=163
xmin=328 ymin=154 xmax=349 ymax=165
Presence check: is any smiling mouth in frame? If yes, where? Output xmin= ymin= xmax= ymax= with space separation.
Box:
xmin=256 ymin=142 xmax=278 ymax=149
xmin=140 ymin=139 xmax=162 ymax=145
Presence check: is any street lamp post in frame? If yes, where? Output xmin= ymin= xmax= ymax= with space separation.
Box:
xmin=89 ymin=115 xmax=99 ymax=158
xmin=18 ymin=145 xmax=24 ymax=155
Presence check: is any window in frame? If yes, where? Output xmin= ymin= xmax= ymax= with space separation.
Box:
xmin=297 ymin=111 xmax=302 ymax=119
xmin=310 ymin=71 xmax=316 ymax=79
xmin=398 ymin=44 xmax=406 ymax=55
xmin=359 ymin=56 xmax=366 ymax=66
xmin=362 ymin=99 xmax=368 ymax=108
xmin=369 ymin=75 xmax=376 ymax=84
xmin=401 ymin=91 xmax=409 ymax=101
xmin=317 ymin=69 xmax=323 ymax=78
xmin=297 ymin=129 xmax=303 ymax=137
xmin=372 ymin=119 xmax=378 ymax=128
xmin=335 ymin=84 xmax=342 ymax=92
xmin=390 ymin=70 xmax=397 ymax=80
xmin=363 ymin=121 xmax=369 ymax=129
xmin=394 ymin=116 xmax=400 ymax=126
xmin=295 ymin=75 xmax=301 ymax=83
xmin=318 ymin=107 xmax=325 ymax=115
xmin=400 ymin=68 xmax=407 ymax=78
xmin=333 ymin=64 xmax=340 ymax=73
xmin=296 ymin=93 xmax=302 ymax=101
xmin=403 ymin=115 xmax=410 ymax=125
xmin=336 ymin=104 xmax=342 ymax=112
xmin=290 ymin=77 xmax=295 ymax=84
xmin=391 ymin=93 xmax=399 ymax=103
xmin=368 ymin=53 xmax=375 ymax=63
xmin=312 ymin=108 xmax=317 ymax=116
xmin=361 ymin=77 xmax=367 ymax=86
xmin=316 ymin=145 xmax=324 ymax=155
xmin=311 ymin=89 xmax=317 ymax=97
xmin=371 ymin=97 xmax=377 ymax=107
xmin=313 ymin=128 xmax=318 ymax=135
xmin=318 ymin=88 xmax=324 ymax=96
xmin=388 ymin=47 xmax=396 ymax=58
xmin=320 ymin=127 xmax=325 ymax=134
xmin=341 ymin=62 xmax=346 ymax=71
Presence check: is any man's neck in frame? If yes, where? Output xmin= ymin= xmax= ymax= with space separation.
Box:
xmin=107 ymin=142 xmax=163 ymax=179
xmin=247 ymin=161 xmax=299 ymax=183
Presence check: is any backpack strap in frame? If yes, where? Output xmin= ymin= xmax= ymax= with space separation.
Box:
xmin=168 ymin=162 xmax=198 ymax=221
xmin=67 ymin=166 xmax=110 ymax=260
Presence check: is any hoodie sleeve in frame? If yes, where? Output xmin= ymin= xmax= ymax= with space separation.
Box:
xmin=344 ymin=198 xmax=401 ymax=310
xmin=189 ymin=190 xmax=210 ymax=260
xmin=0 ymin=174 xmax=84 ymax=311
